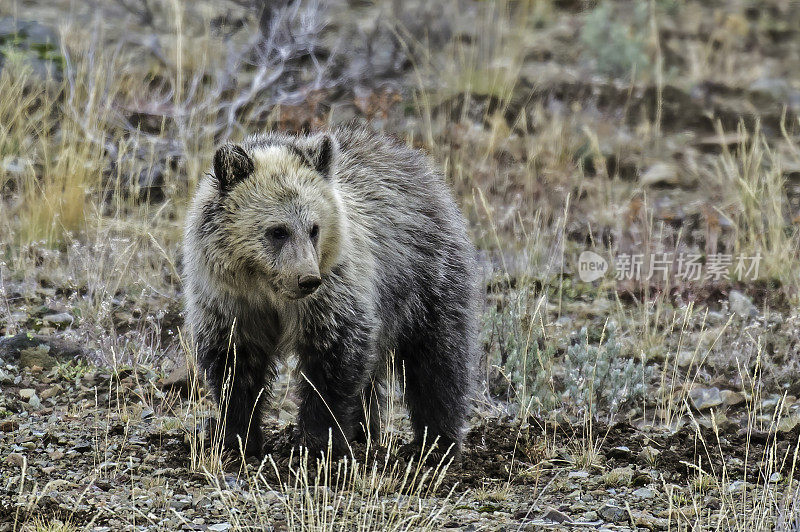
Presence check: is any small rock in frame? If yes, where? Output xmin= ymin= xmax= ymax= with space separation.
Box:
xmin=705 ymin=496 xmax=721 ymax=510
xmin=541 ymin=507 xmax=572 ymax=524
xmin=223 ymin=475 xmax=240 ymax=489
xmin=630 ymin=509 xmax=663 ymax=530
xmin=750 ymin=77 xmax=797 ymax=101
xmin=640 ymin=162 xmax=680 ymax=187
xmin=207 ymin=524 xmax=232 ymax=532
xmin=28 ymin=393 xmax=41 ymax=409
xmin=72 ymin=441 xmax=92 ymax=453
xmin=262 ymin=490 xmax=279 ymax=503
xmin=554 ymin=316 xmax=573 ymax=327
xmin=568 ymin=470 xmax=590 ymax=479
xmin=777 ymin=413 xmax=800 ymax=433
xmin=689 ymin=386 xmax=723 ymax=411
xmin=707 ymin=310 xmax=726 ymax=323
xmin=769 ymin=472 xmax=782 ymax=483
xmin=607 ymin=446 xmax=631 ymax=459
xmin=603 ymin=466 xmax=633 ymax=487
xmin=19 ymin=388 xmax=36 ymax=399
xmin=42 ymin=313 xmax=74 ymax=328
xmin=1 ymin=156 xmax=32 ymax=176
xmin=7 ymin=452 xmax=25 ymax=467
xmin=599 ymin=503 xmax=627 ymax=523
xmin=729 ymin=290 xmax=757 ymax=317
xmin=720 ymin=390 xmax=745 ymax=406
xmin=727 ymin=480 xmax=747 ymax=494
xmin=699 ymin=411 xmax=730 ymax=430
xmin=762 ymin=395 xmax=781 ymax=410
xmin=40 ymin=385 xmax=61 ymax=400
xmin=160 ymin=362 xmax=191 ymax=393
xmin=676 ymin=350 xmax=695 ymax=367
xmin=0 ymin=17 xmax=58 ymax=46
xmin=633 ymin=487 xmax=656 ymax=499
xmin=0 ymin=333 xmax=85 ymax=362
xmin=170 ymin=498 xmax=191 ymax=511
xmin=0 ymin=18 xmax=62 ymax=79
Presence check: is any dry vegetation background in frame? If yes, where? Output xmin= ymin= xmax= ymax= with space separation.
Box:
xmin=2 ymin=0 xmax=800 ymax=530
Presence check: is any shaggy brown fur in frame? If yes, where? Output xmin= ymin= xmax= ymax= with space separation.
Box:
xmin=183 ymin=126 xmax=480 ymax=459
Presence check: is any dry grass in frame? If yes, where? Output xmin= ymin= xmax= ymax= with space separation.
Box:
xmin=671 ymin=389 xmax=800 ymax=530
xmin=20 ymin=518 xmax=78 ymax=532
xmin=3 ymin=0 xmax=800 ymax=529
xmin=715 ymin=121 xmax=800 ymax=287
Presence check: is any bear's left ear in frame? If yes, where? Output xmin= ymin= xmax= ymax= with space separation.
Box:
xmin=296 ymin=133 xmax=338 ymax=180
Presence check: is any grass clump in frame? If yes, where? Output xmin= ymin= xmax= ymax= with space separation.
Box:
xmin=21 ymin=518 xmax=77 ymax=532
xmin=716 ymin=122 xmax=800 ymax=289
xmin=580 ymin=2 xmax=651 ymax=79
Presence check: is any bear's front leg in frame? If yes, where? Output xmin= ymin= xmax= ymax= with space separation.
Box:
xmin=295 ymin=310 xmax=375 ymax=458
xmin=198 ymin=329 xmax=273 ymax=457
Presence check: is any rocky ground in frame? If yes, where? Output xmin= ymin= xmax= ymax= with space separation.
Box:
xmin=2 ymin=325 xmax=800 ymax=530
xmin=3 ymin=0 xmax=800 ymax=530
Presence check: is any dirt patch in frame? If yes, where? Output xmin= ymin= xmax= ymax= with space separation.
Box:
xmin=224 ymin=420 xmax=539 ymax=491
xmin=231 ymin=416 xmax=800 ymax=492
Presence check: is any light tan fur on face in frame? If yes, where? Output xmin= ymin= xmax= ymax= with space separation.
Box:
xmin=233 ymin=145 xmax=344 ymax=298
xmin=189 ymin=144 xmax=347 ymax=303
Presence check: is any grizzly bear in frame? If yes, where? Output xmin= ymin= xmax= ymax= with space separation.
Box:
xmin=183 ymin=125 xmax=480 ymax=459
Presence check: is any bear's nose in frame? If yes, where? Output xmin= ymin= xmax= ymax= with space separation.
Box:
xmin=298 ymin=274 xmax=322 ymax=294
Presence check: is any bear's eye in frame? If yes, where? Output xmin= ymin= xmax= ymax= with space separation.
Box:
xmin=309 ymin=224 xmax=319 ymax=239
xmin=268 ymin=226 xmax=289 ymax=241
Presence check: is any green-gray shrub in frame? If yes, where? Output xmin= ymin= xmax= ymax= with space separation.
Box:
xmin=482 ymin=286 xmax=558 ymax=412
xmin=580 ymin=3 xmax=650 ymax=79
xmin=484 ymin=288 xmax=648 ymax=419
xmin=562 ymin=323 xmax=648 ymax=419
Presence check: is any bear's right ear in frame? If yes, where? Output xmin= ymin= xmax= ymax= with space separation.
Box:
xmin=213 ymin=144 xmax=254 ymax=191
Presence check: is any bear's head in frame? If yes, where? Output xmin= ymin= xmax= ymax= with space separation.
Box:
xmin=206 ymin=133 xmax=344 ymax=301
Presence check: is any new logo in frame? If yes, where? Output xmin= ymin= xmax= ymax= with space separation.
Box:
xmin=578 ymin=250 xmax=608 ymax=282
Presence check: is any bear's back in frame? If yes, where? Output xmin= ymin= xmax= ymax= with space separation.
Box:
xmin=329 ymin=126 xmax=477 ymax=336
xmin=332 ymin=126 xmax=467 ymax=242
